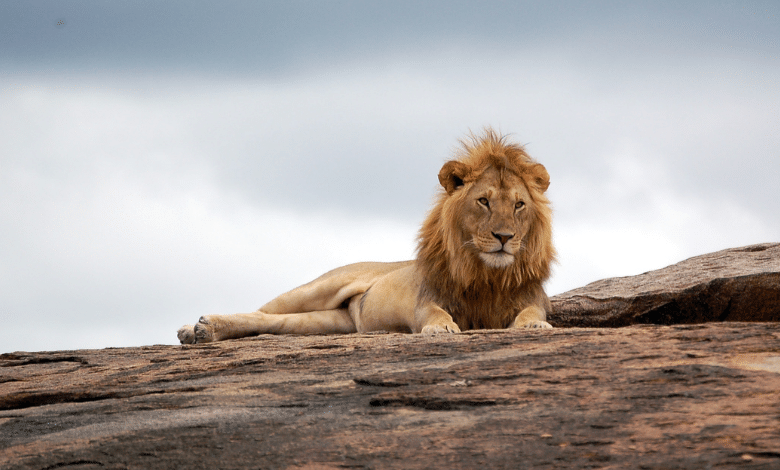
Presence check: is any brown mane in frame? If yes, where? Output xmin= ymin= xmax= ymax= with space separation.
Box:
xmin=416 ymin=129 xmax=556 ymax=329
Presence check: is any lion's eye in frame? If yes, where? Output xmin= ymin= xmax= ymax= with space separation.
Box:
xmin=478 ymin=197 xmax=489 ymax=207
xmin=515 ymin=201 xmax=525 ymax=210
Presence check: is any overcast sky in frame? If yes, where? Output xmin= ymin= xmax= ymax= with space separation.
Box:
xmin=2 ymin=1 xmax=778 ymax=353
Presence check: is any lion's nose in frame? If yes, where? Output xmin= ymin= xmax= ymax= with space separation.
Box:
xmin=492 ymin=232 xmax=514 ymax=246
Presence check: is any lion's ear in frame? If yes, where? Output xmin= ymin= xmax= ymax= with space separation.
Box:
xmin=528 ymin=163 xmax=550 ymax=192
xmin=438 ymin=161 xmax=470 ymax=195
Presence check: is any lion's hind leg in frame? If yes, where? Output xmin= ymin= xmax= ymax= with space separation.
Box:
xmin=178 ymin=309 xmax=357 ymax=344
xmin=250 ymin=309 xmax=357 ymax=335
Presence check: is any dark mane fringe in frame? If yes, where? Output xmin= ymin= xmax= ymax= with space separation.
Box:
xmin=415 ymin=128 xmax=556 ymax=330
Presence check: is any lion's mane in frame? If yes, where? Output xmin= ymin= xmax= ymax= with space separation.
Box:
xmin=416 ymin=129 xmax=556 ymax=330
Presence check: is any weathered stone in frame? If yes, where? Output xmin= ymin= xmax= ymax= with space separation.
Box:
xmin=2 ymin=244 xmax=780 ymax=469
xmin=2 ymin=324 xmax=780 ymax=469
xmin=550 ymin=243 xmax=780 ymax=327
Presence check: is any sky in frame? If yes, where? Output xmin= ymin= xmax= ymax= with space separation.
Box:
xmin=1 ymin=1 xmax=778 ymax=353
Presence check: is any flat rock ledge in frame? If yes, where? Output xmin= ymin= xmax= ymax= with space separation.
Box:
xmin=2 ymin=243 xmax=779 ymax=469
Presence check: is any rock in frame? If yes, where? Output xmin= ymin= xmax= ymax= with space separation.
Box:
xmin=2 ymin=325 xmax=780 ymax=469
xmin=549 ymin=243 xmax=780 ymax=327
xmin=2 ymin=244 xmax=780 ymax=469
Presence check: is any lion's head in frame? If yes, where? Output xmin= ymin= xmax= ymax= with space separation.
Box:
xmin=416 ymin=129 xmax=555 ymax=328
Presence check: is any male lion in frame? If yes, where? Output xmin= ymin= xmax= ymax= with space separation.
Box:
xmin=178 ymin=129 xmax=555 ymax=344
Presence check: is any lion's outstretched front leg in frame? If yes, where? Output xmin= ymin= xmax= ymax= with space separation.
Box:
xmin=177 ymin=309 xmax=357 ymax=344
xmin=511 ymin=305 xmax=553 ymax=329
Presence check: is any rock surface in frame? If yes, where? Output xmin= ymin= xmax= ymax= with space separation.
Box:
xmin=549 ymin=243 xmax=780 ymax=327
xmin=2 ymin=243 xmax=780 ymax=469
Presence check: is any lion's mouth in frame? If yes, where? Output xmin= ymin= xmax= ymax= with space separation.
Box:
xmin=478 ymin=251 xmax=515 ymax=268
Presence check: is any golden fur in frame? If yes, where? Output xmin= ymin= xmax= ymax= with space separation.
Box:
xmin=178 ymin=129 xmax=556 ymax=344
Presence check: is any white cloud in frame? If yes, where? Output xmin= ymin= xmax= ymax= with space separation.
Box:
xmin=2 ymin=158 xmax=417 ymax=352
xmin=549 ymin=148 xmax=779 ymax=295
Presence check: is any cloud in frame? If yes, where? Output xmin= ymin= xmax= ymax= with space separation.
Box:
xmin=2 ymin=143 xmax=418 ymax=352
xmin=4 ymin=1 xmax=778 ymax=77
xmin=551 ymin=149 xmax=779 ymax=293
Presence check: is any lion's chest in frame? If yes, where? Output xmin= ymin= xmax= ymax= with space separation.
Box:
xmin=445 ymin=292 xmax=519 ymax=330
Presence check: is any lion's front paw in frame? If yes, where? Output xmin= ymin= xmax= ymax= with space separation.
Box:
xmin=514 ymin=320 xmax=553 ymax=329
xmin=177 ymin=324 xmax=197 ymax=344
xmin=421 ymin=322 xmax=461 ymax=335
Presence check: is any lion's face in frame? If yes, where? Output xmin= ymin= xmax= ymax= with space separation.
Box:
xmin=436 ymin=154 xmax=551 ymax=272
xmin=459 ymin=168 xmax=534 ymax=269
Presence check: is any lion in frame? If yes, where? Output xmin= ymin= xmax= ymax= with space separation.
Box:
xmin=178 ymin=129 xmax=556 ymax=344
